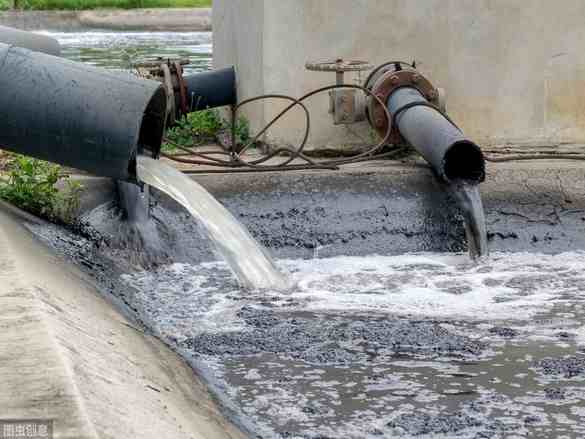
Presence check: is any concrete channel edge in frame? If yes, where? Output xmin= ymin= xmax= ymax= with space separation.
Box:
xmin=0 ymin=201 xmax=245 ymax=439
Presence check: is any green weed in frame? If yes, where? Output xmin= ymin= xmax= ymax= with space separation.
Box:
xmin=163 ymin=108 xmax=250 ymax=152
xmin=0 ymin=154 xmax=83 ymax=224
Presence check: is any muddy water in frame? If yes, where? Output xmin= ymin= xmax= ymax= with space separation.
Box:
xmin=36 ymin=30 xmax=212 ymax=74
xmin=450 ymin=181 xmax=489 ymax=260
xmin=28 ymin=216 xmax=585 ymax=437
xmin=113 ymin=251 xmax=585 ymax=438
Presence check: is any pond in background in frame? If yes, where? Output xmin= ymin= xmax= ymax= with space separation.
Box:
xmin=36 ymin=30 xmax=212 ymax=74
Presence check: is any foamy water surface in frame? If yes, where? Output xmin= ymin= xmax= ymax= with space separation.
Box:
xmin=120 ymin=251 xmax=585 ymax=438
xmin=122 ymin=251 xmax=585 ymax=338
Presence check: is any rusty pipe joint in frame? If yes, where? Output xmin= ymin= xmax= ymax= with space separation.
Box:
xmin=136 ymin=59 xmax=237 ymax=126
xmin=365 ymin=61 xmax=484 ymax=184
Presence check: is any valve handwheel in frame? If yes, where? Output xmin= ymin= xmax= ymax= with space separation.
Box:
xmin=305 ymin=58 xmax=373 ymax=85
xmin=305 ymin=59 xmax=373 ymax=73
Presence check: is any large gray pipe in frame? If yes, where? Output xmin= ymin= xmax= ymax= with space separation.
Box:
xmin=0 ymin=25 xmax=60 ymax=56
xmin=183 ymin=66 xmax=237 ymax=112
xmin=387 ymin=87 xmax=485 ymax=184
xmin=0 ymin=43 xmax=166 ymax=181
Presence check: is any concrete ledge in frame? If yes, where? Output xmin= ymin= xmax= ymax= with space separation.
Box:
xmin=0 ymin=8 xmax=211 ymax=31
xmin=79 ymin=8 xmax=211 ymax=31
xmin=73 ymin=160 xmax=585 ymax=264
xmin=0 ymin=202 xmax=244 ymax=439
xmin=180 ymin=160 xmax=585 ymax=258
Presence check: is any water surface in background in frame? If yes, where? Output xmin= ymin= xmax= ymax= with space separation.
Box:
xmin=36 ymin=30 xmax=212 ymax=74
xmin=136 ymin=156 xmax=286 ymax=289
xmin=120 ymin=251 xmax=585 ymax=438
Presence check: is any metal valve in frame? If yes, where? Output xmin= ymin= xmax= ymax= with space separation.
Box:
xmin=306 ymin=58 xmax=373 ymax=125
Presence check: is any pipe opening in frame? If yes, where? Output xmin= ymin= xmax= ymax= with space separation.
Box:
xmin=137 ymin=85 xmax=167 ymax=162
xmin=443 ymin=140 xmax=485 ymax=183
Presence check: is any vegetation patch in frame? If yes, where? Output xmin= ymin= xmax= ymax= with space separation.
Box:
xmin=163 ymin=108 xmax=250 ymax=152
xmin=0 ymin=154 xmax=83 ymax=224
xmin=2 ymin=0 xmax=210 ymax=10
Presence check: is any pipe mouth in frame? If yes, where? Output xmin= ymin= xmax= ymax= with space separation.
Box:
xmin=443 ymin=140 xmax=486 ymax=184
xmin=137 ymin=85 xmax=167 ymax=159
xmin=128 ymin=85 xmax=167 ymax=180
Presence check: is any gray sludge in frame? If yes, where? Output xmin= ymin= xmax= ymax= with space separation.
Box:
xmin=187 ymin=307 xmax=486 ymax=360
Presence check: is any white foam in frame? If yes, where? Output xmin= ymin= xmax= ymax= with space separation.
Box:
xmin=122 ymin=252 xmax=585 ymax=339
xmin=279 ymin=252 xmax=585 ymax=320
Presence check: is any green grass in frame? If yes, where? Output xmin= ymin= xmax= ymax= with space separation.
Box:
xmin=1 ymin=0 xmax=210 ymax=10
xmin=0 ymin=154 xmax=83 ymax=224
xmin=163 ymin=108 xmax=250 ymax=153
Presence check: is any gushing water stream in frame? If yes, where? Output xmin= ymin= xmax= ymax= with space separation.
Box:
xmin=450 ymin=180 xmax=489 ymax=259
xmin=136 ymin=156 xmax=287 ymax=289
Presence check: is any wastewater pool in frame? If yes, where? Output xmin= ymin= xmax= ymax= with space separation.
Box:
xmin=120 ymin=252 xmax=585 ymax=439
xmin=27 ymin=218 xmax=585 ymax=438
xmin=36 ymin=30 xmax=212 ymax=74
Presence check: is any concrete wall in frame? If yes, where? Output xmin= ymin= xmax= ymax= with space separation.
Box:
xmin=213 ymin=0 xmax=585 ymax=150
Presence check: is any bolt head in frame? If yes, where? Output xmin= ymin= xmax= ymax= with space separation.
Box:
xmin=390 ymin=75 xmax=399 ymax=84
xmin=375 ymin=117 xmax=384 ymax=126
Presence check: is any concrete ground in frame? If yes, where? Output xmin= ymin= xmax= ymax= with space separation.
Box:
xmin=0 ymin=8 xmax=211 ymax=31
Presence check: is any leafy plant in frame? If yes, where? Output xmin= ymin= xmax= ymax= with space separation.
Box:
xmin=163 ymin=108 xmax=251 ymax=152
xmin=0 ymin=154 xmax=83 ymax=224
xmin=54 ymin=179 xmax=84 ymax=223
xmin=164 ymin=109 xmax=221 ymax=151
xmin=232 ymin=116 xmax=250 ymax=146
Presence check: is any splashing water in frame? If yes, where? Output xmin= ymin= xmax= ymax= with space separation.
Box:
xmin=450 ymin=180 xmax=489 ymax=259
xmin=136 ymin=156 xmax=287 ymax=289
